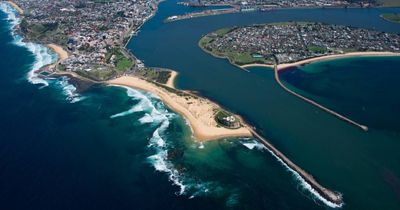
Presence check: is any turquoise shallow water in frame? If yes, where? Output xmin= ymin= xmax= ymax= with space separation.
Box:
xmin=128 ymin=0 xmax=400 ymax=209
xmin=0 ymin=3 xmax=329 ymax=210
xmin=1 ymin=0 xmax=400 ymax=209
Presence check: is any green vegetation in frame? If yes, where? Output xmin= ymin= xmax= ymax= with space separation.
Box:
xmin=377 ymin=0 xmax=400 ymax=7
xmin=307 ymin=45 xmax=328 ymax=54
xmin=381 ymin=13 xmax=400 ymax=23
xmin=105 ymin=48 xmax=134 ymax=73
xmin=76 ymin=68 xmax=116 ymax=81
xmin=136 ymin=68 xmax=171 ymax=84
xmin=224 ymin=51 xmax=269 ymax=65
xmin=214 ymin=27 xmax=235 ymax=36
xmin=20 ymin=19 xmax=67 ymax=45
xmin=214 ymin=110 xmax=240 ymax=129
xmin=199 ymin=36 xmax=214 ymax=47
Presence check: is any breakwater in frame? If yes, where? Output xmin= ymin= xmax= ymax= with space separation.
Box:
xmin=274 ymin=61 xmax=368 ymax=131
xmin=249 ymin=128 xmax=343 ymax=207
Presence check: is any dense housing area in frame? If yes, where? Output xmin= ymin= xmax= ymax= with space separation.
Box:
xmin=14 ymin=0 xmax=163 ymax=81
xmin=199 ymin=22 xmax=400 ymax=65
xmin=183 ymin=0 xmax=379 ymax=9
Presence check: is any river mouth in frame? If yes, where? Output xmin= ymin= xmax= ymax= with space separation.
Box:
xmin=128 ymin=1 xmax=400 ymax=209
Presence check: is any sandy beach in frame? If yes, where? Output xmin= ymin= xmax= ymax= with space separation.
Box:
xmin=108 ymin=76 xmax=252 ymax=141
xmin=240 ymin=63 xmax=274 ymax=69
xmin=240 ymin=52 xmax=400 ymax=70
xmin=166 ymin=70 xmax=178 ymax=88
xmin=277 ymin=51 xmax=400 ymax=70
xmin=7 ymin=1 xmax=23 ymax=14
xmin=47 ymin=44 xmax=69 ymax=69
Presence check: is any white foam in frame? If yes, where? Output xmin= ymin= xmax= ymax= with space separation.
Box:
xmin=264 ymin=145 xmax=344 ymax=208
xmin=241 ymin=139 xmax=266 ymax=150
xmin=0 ymin=2 xmax=57 ymax=88
xmin=139 ymin=113 xmax=154 ymax=124
xmin=56 ymin=76 xmax=85 ymax=103
xmin=0 ymin=2 xmax=19 ymax=27
xmin=112 ymin=86 xmax=225 ymax=199
xmin=239 ymin=138 xmax=343 ymax=208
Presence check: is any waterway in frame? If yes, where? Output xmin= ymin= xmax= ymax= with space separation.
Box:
xmin=128 ymin=1 xmax=400 ymax=209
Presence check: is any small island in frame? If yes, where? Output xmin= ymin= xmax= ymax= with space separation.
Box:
xmin=381 ymin=13 xmax=400 ymax=24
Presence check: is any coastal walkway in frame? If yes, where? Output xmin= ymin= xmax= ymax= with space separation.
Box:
xmin=249 ymin=128 xmax=343 ymax=206
xmin=272 ymin=56 xmax=368 ymax=131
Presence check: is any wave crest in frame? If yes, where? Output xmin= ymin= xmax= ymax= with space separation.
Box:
xmin=0 ymin=2 xmax=57 ymax=87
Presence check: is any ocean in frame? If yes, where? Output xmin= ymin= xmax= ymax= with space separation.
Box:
xmin=1 ymin=1 xmax=400 ymax=209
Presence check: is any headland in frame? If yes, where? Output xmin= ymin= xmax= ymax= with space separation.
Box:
xmin=108 ymin=76 xmax=252 ymax=141
xmin=4 ymin=0 xmax=251 ymax=142
xmin=199 ymin=22 xmax=400 ymax=131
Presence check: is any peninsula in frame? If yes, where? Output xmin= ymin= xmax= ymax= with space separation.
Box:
xmin=6 ymin=0 xmax=251 ymax=141
xmin=199 ymin=22 xmax=400 ymax=131
xmin=166 ymin=0 xmax=388 ymax=22
xmin=4 ymin=0 xmax=345 ymax=207
xmin=199 ymin=22 xmax=400 ymax=66
xmin=381 ymin=13 xmax=400 ymax=24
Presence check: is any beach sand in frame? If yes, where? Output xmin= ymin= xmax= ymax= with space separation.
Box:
xmin=45 ymin=43 xmax=251 ymax=141
xmin=108 ymin=76 xmax=252 ymax=141
xmin=241 ymin=52 xmax=400 ymax=70
xmin=277 ymin=52 xmax=400 ymax=70
xmin=47 ymin=44 xmax=69 ymax=69
xmin=7 ymin=1 xmax=23 ymax=14
xmin=166 ymin=70 xmax=178 ymax=88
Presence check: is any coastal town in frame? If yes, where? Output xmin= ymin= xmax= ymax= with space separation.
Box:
xmin=3 ymin=0 xmax=389 ymax=208
xmin=199 ymin=22 xmax=400 ymax=65
xmin=182 ymin=0 xmax=376 ymax=8
xmin=5 ymin=0 xmax=252 ymax=141
xmin=166 ymin=0 xmax=380 ymax=22
xmin=13 ymin=0 xmax=159 ymax=81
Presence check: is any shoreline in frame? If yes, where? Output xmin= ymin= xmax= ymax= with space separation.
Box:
xmin=241 ymin=51 xmax=400 ymax=70
xmin=107 ymin=76 xmax=252 ymax=141
xmin=4 ymin=0 xmax=346 ymax=207
xmin=166 ymin=70 xmax=178 ymax=88
xmin=47 ymin=43 xmax=69 ymax=69
xmin=7 ymin=1 xmax=23 ymax=14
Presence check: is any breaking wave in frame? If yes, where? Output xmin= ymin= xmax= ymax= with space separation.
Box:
xmin=114 ymin=86 xmax=224 ymax=199
xmin=240 ymin=139 xmax=265 ymax=150
xmin=55 ymin=76 xmax=85 ymax=103
xmin=240 ymin=139 xmax=343 ymax=208
xmin=0 ymin=2 xmax=57 ymax=88
xmin=1 ymin=2 xmax=84 ymax=104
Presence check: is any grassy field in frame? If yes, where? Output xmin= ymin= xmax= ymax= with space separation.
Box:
xmin=135 ymin=68 xmax=171 ymax=84
xmin=381 ymin=13 xmax=400 ymax=23
xmin=76 ymin=68 xmax=116 ymax=81
xmin=21 ymin=19 xmax=67 ymax=45
xmin=378 ymin=0 xmax=400 ymax=7
xmin=105 ymin=48 xmax=134 ymax=73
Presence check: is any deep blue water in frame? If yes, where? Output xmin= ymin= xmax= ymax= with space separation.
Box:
xmin=128 ymin=0 xmax=400 ymax=209
xmin=0 ymin=5 xmax=327 ymax=210
xmin=1 ymin=1 xmax=400 ymax=210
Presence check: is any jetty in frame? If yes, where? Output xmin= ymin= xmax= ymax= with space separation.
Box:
xmin=272 ymin=55 xmax=368 ymax=131
xmin=249 ymin=128 xmax=343 ymax=206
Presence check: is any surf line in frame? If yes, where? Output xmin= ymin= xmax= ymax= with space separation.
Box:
xmin=249 ymin=128 xmax=344 ymax=207
xmin=272 ymin=56 xmax=368 ymax=131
